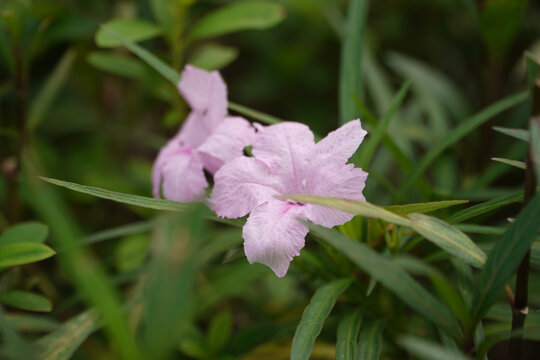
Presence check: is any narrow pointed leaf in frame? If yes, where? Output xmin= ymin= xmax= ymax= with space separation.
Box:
xmin=448 ymin=191 xmax=524 ymax=224
xmin=471 ymin=192 xmax=540 ymax=324
xmin=0 ymin=291 xmax=52 ymax=312
xmin=385 ymin=200 xmax=468 ymax=216
xmin=399 ymin=91 xmax=528 ymax=194
xmin=398 ymin=335 xmax=472 ymax=360
xmin=188 ymin=44 xmax=238 ymax=71
xmin=87 ymin=51 xmax=147 ymax=79
xmin=339 ymin=0 xmax=369 ymax=124
xmin=357 ymin=321 xmax=385 ymax=360
xmin=531 ymin=118 xmax=540 ymax=181
xmin=308 ymin=224 xmax=461 ymax=338
xmin=407 ymin=213 xmax=487 ymax=268
xmin=40 ymin=177 xmax=186 ymax=211
xmin=96 ymin=19 xmax=162 ymax=48
xmin=492 ymin=126 xmax=529 ymax=142
xmin=190 ymin=1 xmax=286 ymax=40
xmin=291 ymin=279 xmax=352 ymax=360
xmin=491 ymin=157 xmax=526 ymax=170
xmin=0 ymin=243 xmax=55 ymax=266
xmin=0 ymin=222 xmax=48 ymax=245
xmin=336 ymin=309 xmax=363 ymax=360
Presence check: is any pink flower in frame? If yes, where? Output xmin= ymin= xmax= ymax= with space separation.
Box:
xmin=211 ymin=120 xmax=368 ymax=277
xmin=153 ymin=65 xmax=256 ymax=202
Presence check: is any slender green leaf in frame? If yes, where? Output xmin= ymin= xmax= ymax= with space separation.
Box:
xmin=87 ymin=51 xmax=147 ymax=79
xmin=0 ymin=222 xmax=48 ymax=245
xmin=0 ymin=291 xmax=52 ymax=312
xmin=100 ymin=24 xmax=180 ymax=84
xmin=27 ymin=49 xmax=76 ymax=130
xmin=308 ymin=224 xmax=461 ymax=338
xmin=6 ymin=314 xmax=59 ymax=333
xmin=0 ymin=243 xmax=55 ymax=267
xmin=190 ymin=1 xmax=286 ymax=40
xmin=531 ymin=118 xmax=540 ymax=182
xmin=398 ymin=335 xmax=472 ymax=360
xmin=291 ymin=279 xmax=352 ymax=360
xmin=188 ymin=44 xmax=238 ymax=71
xmin=399 ymin=91 xmax=528 ymax=194
xmin=40 ymin=177 xmax=186 ymax=211
xmin=207 ymin=311 xmax=233 ymax=354
xmin=448 ymin=191 xmax=523 ymax=223
xmin=228 ymin=102 xmax=283 ymax=125
xmin=385 ymin=200 xmax=468 ymax=216
xmin=471 ymin=192 xmax=540 ymax=324
xmin=339 ymin=0 xmax=369 ymax=124
xmin=356 ymin=80 xmax=411 ymax=168
xmin=96 ymin=19 xmax=162 ymax=48
xmin=82 ymin=221 xmax=154 ymax=245
xmin=36 ymin=310 xmax=100 ymax=360
xmin=336 ymin=309 xmax=363 ymax=360
xmin=491 ymin=157 xmax=526 ymax=170
xmin=407 ymin=213 xmax=487 ymax=268
xmin=357 ymin=320 xmax=384 ymax=360
xmin=492 ymin=126 xmax=529 ymax=142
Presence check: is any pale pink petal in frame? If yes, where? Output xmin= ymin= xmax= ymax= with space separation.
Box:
xmin=252 ymin=122 xmax=315 ymax=193
xmin=315 ymin=119 xmax=367 ymax=165
xmin=178 ymin=65 xmax=227 ymax=128
xmin=152 ymin=136 xmax=182 ymax=198
xmin=210 ymin=157 xmax=284 ymax=218
xmin=176 ymin=111 xmax=213 ymax=148
xmin=198 ymin=117 xmax=256 ymax=174
xmin=154 ymin=145 xmax=208 ymax=202
xmin=243 ymin=200 xmax=309 ymax=277
xmin=304 ymin=163 xmax=368 ymax=228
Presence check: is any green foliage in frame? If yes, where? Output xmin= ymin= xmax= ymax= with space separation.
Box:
xmin=95 ymin=19 xmax=162 ymax=48
xmin=0 ymin=243 xmax=55 ymax=267
xmin=0 ymin=222 xmax=48 ymax=245
xmin=336 ymin=309 xmax=363 ymax=360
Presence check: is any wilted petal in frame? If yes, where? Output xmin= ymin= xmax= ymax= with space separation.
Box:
xmin=154 ymin=145 xmax=208 ymax=202
xmin=305 ymin=163 xmax=368 ymax=228
xmin=243 ymin=200 xmax=309 ymax=277
xmin=178 ymin=65 xmax=228 ymax=127
xmin=252 ymin=122 xmax=315 ymax=192
xmin=211 ymin=157 xmax=283 ymax=218
xmin=315 ymin=119 xmax=367 ymax=165
xmin=198 ymin=117 xmax=256 ymax=174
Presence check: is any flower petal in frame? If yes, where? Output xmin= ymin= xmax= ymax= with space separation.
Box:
xmin=153 ymin=144 xmax=208 ymax=202
xmin=211 ymin=157 xmax=283 ymax=218
xmin=252 ymin=122 xmax=315 ymax=193
xmin=198 ymin=117 xmax=256 ymax=174
xmin=178 ymin=65 xmax=228 ymax=127
xmin=315 ymin=119 xmax=367 ymax=165
xmin=305 ymin=163 xmax=368 ymax=228
xmin=243 ymin=200 xmax=309 ymax=277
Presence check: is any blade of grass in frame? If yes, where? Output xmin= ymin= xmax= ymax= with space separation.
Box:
xmin=399 ymin=91 xmax=528 ymax=196
xmin=492 ymin=126 xmax=529 ymax=142
xmin=491 ymin=157 xmax=526 ymax=170
xmin=385 ymin=200 xmax=468 ymax=216
xmin=447 ymin=191 xmax=524 ymax=224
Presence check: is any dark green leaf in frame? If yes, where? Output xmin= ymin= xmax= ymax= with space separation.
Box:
xmin=0 ymin=222 xmax=48 ymax=245
xmin=0 ymin=243 xmax=55 ymax=267
xmin=188 ymin=44 xmax=238 ymax=71
xmin=398 ymin=335 xmax=472 ymax=360
xmin=96 ymin=19 xmax=162 ymax=48
xmin=190 ymin=1 xmax=286 ymax=40
xmin=0 ymin=291 xmax=52 ymax=312
xmin=385 ymin=200 xmax=468 ymax=216
xmin=357 ymin=320 xmax=384 ymax=360
xmin=207 ymin=311 xmax=233 ymax=354
xmin=336 ymin=309 xmax=363 ymax=360
xmin=87 ymin=51 xmax=147 ymax=79
xmin=290 ymin=279 xmax=352 ymax=360
xmin=448 ymin=191 xmax=523 ymax=224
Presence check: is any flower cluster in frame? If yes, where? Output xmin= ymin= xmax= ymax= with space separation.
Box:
xmin=153 ymin=65 xmax=368 ymax=277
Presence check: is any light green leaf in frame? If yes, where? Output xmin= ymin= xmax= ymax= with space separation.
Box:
xmin=491 ymin=157 xmax=526 ymax=170
xmin=385 ymin=200 xmax=468 ymax=216
xmin=356 ymin=79 xmax=411 ymax=168
xmin=190 ymin=1 xmax=286 ymax=40
xmin=36 ymin=310 xmax=100 ymax=360
xmin=336 ymin=309 xmax=363 ymax=360
xmin=290 ymin=279 xmax=352 ymax=360
xmin=0 ymin=222 xmax=48 ymax=245
xmin=40 ymin=177 xmax=185 ymax=211
xmin=189 ymin=44 xmax=238 ymax=71
xmin=398 ymin=335 xmax=472 ymax=360
xmin=308 ymin=224 xmax=460 ymax=338
xmin=492 ymin=126 xmax=529 ymax=142
xmin=399 ymin=91 xmax=528 ymax=195
xmin=471 ymin=192 xmax=540 ymax=324
xmin=87 ymin=51 xmax=147 ymax=79
xmin=207 ymin=311 xmax=233 ymax=354
xmin=448 ymin=190 xmax=523 ymax=224
xmin=357 ymin=321 xmax=384 ymax=360
xmin=407 ymin=213 xmax=487 ymax=268
xmin=0 ymin=291 xmax=52 ymax=312
xmin=339 ymin=0 xmax=369 ymax=124
xmin=27 ymin=49 xmax=76 ymax=131
xmin=0 ymin=243 xmax=55 ymax=267
xmin=96 ymin=19 xmax=162 ymax=48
